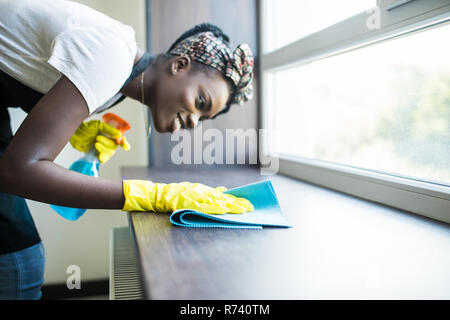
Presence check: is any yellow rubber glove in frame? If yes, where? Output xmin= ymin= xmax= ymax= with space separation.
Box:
xmin=122 ymin=180 xmax=254 ymax=214
xmin=70 ymin=120 xmax=131 ymax=163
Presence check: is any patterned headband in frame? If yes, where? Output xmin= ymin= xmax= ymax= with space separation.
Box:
xmin=168 ymin=32 xmax=254 ymax=105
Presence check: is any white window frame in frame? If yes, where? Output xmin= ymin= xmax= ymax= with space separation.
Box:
xmin=259 ymin=0 xmax=450 ymax=223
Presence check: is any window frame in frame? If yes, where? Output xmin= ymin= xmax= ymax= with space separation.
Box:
xmin=258 ymin=0 xmax=450 ymax=223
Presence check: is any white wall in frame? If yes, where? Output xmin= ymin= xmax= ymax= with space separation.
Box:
xmin=8 ymin=0 xmax=147 ymax=284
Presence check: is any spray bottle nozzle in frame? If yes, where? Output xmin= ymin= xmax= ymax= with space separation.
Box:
xmin=102 ymin=113 xmax=131 ymax=144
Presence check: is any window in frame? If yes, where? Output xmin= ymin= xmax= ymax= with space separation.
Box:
xmin=263 ymin=0 xmax=375 ymax=52
xmin=271 ymin=24 xmax=449 ymax=185
xmin=260 ymin=0 xmax=450 ymax=223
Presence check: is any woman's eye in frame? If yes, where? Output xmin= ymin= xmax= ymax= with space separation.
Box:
xmin=197 ymin=95 xmax=206 ymax=110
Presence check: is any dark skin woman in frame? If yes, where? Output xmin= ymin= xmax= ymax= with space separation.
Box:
xmin=0 ymin=28 xmax=254 ymax=211
xmin=0 ymin=0 xmax=253 ymax=299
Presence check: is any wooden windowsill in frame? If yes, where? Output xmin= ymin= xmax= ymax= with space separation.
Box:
xmin=122 ymin=165 xmax=450 ymax=299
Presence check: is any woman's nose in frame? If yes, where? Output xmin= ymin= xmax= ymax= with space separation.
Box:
xmin=187 ymin=113 xmax=200 ymax=129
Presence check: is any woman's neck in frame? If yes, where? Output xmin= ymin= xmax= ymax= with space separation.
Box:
xmin=120 ymin=47 xmax=154 ymax=103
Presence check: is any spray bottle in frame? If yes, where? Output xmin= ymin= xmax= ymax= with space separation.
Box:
xmin=51 ymin=113 xmax=131 ymax=221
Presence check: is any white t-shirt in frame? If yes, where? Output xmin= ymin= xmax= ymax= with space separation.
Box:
xmin=0 ymin=0 xmax=137 ymax=114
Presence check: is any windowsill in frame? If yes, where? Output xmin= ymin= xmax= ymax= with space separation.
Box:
xmin=271 ymin=169 xmax=450 ymax=299
xmin=122 ymin=165 xmax=450 ymax=299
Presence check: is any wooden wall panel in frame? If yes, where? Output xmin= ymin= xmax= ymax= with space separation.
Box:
xmin=151 ymin=0 xmax=211 ymax=53
xmin=147 ymin=0 xmax=258 ymax=167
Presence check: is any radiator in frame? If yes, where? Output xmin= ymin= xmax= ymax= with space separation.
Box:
xmin=109 ymin=227 xmax=143 ymax=300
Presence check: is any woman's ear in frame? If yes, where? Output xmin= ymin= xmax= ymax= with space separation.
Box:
xmin=171 ymin=56 xmax=191 ymax=75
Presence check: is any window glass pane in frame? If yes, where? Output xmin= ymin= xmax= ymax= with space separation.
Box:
xmin=264 ymin=0 xmax=375 ymax=52
xmin=269 ymin=23 xmax=450 ymax=185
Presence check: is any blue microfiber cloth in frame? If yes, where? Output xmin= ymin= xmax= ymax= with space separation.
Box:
xmin=170 ymin=180 xmax=292 ymax=229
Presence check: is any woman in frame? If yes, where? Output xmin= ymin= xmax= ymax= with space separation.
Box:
xmin=0 ymin=0 xmax=254 ymax=299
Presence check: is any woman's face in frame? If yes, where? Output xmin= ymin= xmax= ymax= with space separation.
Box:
xmin=149 ymin=56 xmax=231 ymax=133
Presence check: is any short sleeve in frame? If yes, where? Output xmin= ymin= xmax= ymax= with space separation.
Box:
xmin=48 ymin=25 xmax=136 ymax=114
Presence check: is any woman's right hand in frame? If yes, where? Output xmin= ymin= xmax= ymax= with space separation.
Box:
xmin=70 ymin=120 xmax=130 ymax=163
xmin=122 ymin=180 xmax=254 ymax=214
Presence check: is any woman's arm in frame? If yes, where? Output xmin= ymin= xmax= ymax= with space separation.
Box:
xmin=0 ymin=76 xmax=125 ymax=209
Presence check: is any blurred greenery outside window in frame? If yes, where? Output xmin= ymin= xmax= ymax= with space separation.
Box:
xmin=270 ymin=23 xmax=449 ymax=185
